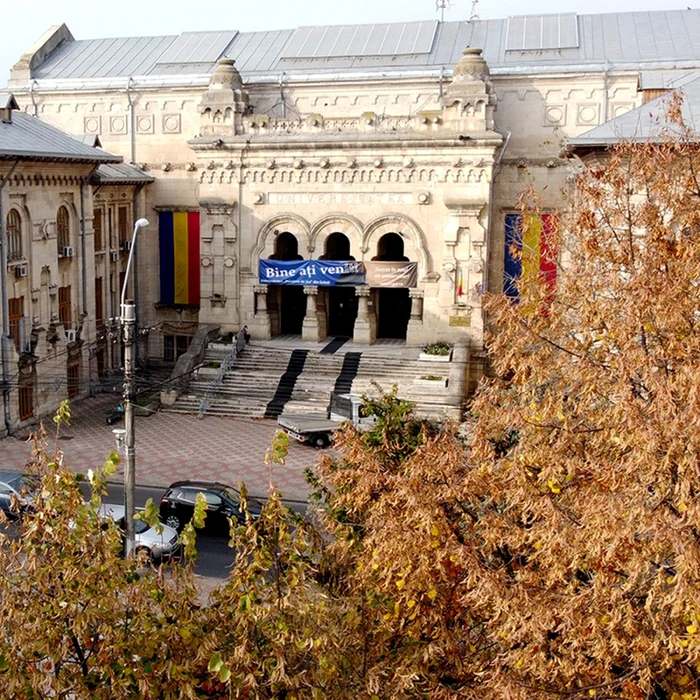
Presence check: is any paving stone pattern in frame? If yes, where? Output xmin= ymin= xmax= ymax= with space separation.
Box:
xmin=0 ymin=393 xmax=317 ymax=503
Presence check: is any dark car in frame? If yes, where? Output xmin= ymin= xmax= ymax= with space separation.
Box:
xmin=159 ymin=481 xmax=262 ymax=534
xmin=0 ymin=471 xmax=39 ymax=518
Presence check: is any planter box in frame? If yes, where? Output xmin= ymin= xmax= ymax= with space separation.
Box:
xmin=418 ymin=350 xmax=452 ymax=362
xmin=413 ymin=377 xmax=448 ymax=389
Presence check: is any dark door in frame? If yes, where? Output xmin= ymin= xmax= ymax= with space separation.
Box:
xmin=377 ymin=288 xmax=411 ymax=339
xmin=280 ymin=287 xmax=306 ymax=335
xmin=328 ymin=287 xmax=358 ymax=337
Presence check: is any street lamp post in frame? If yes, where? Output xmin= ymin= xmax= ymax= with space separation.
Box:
xmin=120 ymin=217 xmax=149 ymax=556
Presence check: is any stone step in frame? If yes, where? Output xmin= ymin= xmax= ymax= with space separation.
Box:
xmin=165 ymin=340 xmax=463 ymax=421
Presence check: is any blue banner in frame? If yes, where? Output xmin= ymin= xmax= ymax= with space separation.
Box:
xmin=259 ymin=259 xmax=366 ymax=286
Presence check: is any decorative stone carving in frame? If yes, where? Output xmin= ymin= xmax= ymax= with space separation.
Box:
xmin=443 ymin=47 xmax=497 ymax=133
xmin=109 ymin=115 xmax=127 ymax=135
xmin=136 ymin=114 xmax=154 ymax=134
xmin=199 ymin=58 xmax=250 ymax=137
xmin=210 ymin=58 xmax=243 ymax=90
xmin=162 ymin=114 xmax=181 ymax=134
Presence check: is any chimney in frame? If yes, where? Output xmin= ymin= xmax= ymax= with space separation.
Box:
xmin=0 ymin=93 xmax=20 ymax=124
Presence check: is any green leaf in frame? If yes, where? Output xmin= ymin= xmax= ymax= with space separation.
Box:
xmin=136 ymin=498 xmax=163 ymax=534
xmin=0 ymin=653 xmax=8 ymax=672
xmin=104 ymin=451 xmax=120 ymax=476
xmin=208 ymin=652 xmax=223 ymax=673
xmin=219 ymin=665 xmax=231 ymax=682
xmin=192 ymin=492 xmax=208 ymax=529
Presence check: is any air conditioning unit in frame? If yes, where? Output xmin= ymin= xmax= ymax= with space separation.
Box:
xmin=65 ymin=329 xmax=77 ymax=343
xmin=110 ymin=251 xmax=119 ymax=262
xmin=60 ymin=246 xmax=74 ymax=258
xmin=121 ymin=240 xmax=132 ymax=252
xmin=14 ymin=264 xmax=28 ymax=278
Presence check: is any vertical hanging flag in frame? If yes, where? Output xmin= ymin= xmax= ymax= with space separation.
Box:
xmin=504 ymin=213 xmax=558 ymax=298
xmin=159 ymin=211 xmax=200 ymax=305
xmin=457 ymin=271 xmax=464 ymax=297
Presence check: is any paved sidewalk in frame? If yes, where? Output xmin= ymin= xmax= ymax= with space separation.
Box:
xmin=0 ymin=393 xmax=318 ymax=503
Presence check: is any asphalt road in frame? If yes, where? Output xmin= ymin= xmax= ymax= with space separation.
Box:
xmin=82 ymin=481 xmax=309 ymax=581
xmin=1 ymin=476 xmax=309 ymax=583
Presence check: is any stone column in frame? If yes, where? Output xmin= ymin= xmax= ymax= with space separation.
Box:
xmin=406 ymin=288 xmax=425 ymax=346
xmin=252 ymin=285 xmax=271 ymax=339
xmin=302 ymin=286 xmax=322 ymax=342
xmin=353 ymin=285 xmax=375 ymax=345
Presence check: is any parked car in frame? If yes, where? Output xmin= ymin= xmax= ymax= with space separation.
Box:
xmin=0 ymin=471 xmax=39 ymax=518
xmin=99 ymin=504 xmax=180 ymax=560
xmin=159 ymin=481 xmax=262 ymax=534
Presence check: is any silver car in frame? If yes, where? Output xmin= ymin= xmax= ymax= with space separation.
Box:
xmin=0 ymin=471 xmax=39 ymax=518
xmin=99 ymin=504 xmax=180 ymax=559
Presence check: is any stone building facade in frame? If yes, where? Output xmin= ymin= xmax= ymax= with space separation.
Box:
xmin=4 ymin=9 xmax=700 ymax=390
xmin=0 ymin=95 xmax=150 ymax=434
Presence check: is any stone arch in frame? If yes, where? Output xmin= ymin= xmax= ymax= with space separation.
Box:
xmin=309 ymin=213 xmax=363 ymax=259
xmin=251 ymin=213 xmax=311 ymax=269
xmin=362 ymin=214 xmax=431 ymax=278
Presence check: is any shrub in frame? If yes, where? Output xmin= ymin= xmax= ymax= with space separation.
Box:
xmin=421 ymin=341 xmax=452 ymax=356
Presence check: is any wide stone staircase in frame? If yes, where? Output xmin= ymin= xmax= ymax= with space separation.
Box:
xmin=164 ymin=341 xmax=465 ymax=420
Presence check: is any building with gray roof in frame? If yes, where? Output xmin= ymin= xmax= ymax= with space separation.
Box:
xmin=1 ymin=7 xmax=698 ymax=423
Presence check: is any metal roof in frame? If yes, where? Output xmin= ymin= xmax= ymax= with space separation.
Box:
xmin=567 ymin=76 xmax=700 ymax=150
xmin=23 ymin=9 xmax=700 ymax=84
xmin=505 ymin=14 xmax=579 ymax=52
xmin=155 ymin=31 xmax=238 ymax=66
xmin=33 ymin=35 xmax=177 ymax=80
xmin=638 ymin=70 xmax=699 ymax=90
xmin=281 ymin=21 xmax=438 ymax=58
xmin=92 ymin=162 xmax=154 ymax=185
xmin=0 ymin=110 xmax=121 ymax=163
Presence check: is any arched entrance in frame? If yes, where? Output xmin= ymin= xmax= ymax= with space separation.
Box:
xmin=323 ymin=232 xmax=358 ymax=338
xmin=269 ymin=232 xmax=306 ymax=335
xmin=373 ymin=233 xmax=412 ymax=340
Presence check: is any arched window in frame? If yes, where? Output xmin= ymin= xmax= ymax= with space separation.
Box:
xmin=57 ymin=206 xmax=70 ymax=251
xmin=322 ymin=232 xmax=355 ymax=261
xmin=374 ymin=232 xmax=408 ymax=261
xmin=6 ymin=209 xmax=22 ymax=261
xmin=270 ymin=232 xmax=303 ymax=261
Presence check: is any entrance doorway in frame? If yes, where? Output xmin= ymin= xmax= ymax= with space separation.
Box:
xmin=327 ymin=288 xmax=357 ymax=337
xmin=373 ymin=233 xmax=412 ymax=340
xmin=268 ymin=231 xmax=305 ymax=336
xmin=376 ymin=288 xmax=411 ymax=339
xmin=280 ymin=287 xmax=306 ymax=334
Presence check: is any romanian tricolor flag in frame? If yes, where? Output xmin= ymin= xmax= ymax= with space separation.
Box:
xmin=159 ymin=211 xmax=200 ymax=306
xmin=504 ymin=213 xmax=558 ymax=299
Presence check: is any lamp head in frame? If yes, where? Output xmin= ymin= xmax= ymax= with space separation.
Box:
xmin=135 ymin=218 xmax=149 ymax=229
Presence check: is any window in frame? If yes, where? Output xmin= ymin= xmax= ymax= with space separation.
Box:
xmin=108 ymin=208 xmax=115 ymax=249
xmin=7 ymin=209 xmax=22 ymax=261
xmin=163 ymin=334 xmax=191 ymax=362
xmin=57 ymin=206 xmax=70 ymax=250
xmin=95 ymin=277 xmax=104 ymax=327
xmin=94 ymin=208 xmax=103 ymax=251
xmin=58 ymin=286 xmax=72 ymax=329
xmin=8 ymin=297 xmax=24 ymax=353
xmin=67 ymin=363 xmax=79 ymax=398
xmin=18 ymin=384 xmax=33 ymax=421
xmin=118 ymin=206 xmax=129 ymax=247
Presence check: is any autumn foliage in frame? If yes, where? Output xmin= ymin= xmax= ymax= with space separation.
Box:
xmin=3 ymin=103 xmax=700 ymax=698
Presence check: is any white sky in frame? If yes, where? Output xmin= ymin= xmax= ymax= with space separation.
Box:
xmin=1 ymin=0 xmax=694 ymax=87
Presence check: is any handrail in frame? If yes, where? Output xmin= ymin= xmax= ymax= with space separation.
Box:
xmin=197 ymin=330 xmax=246 ymax=419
